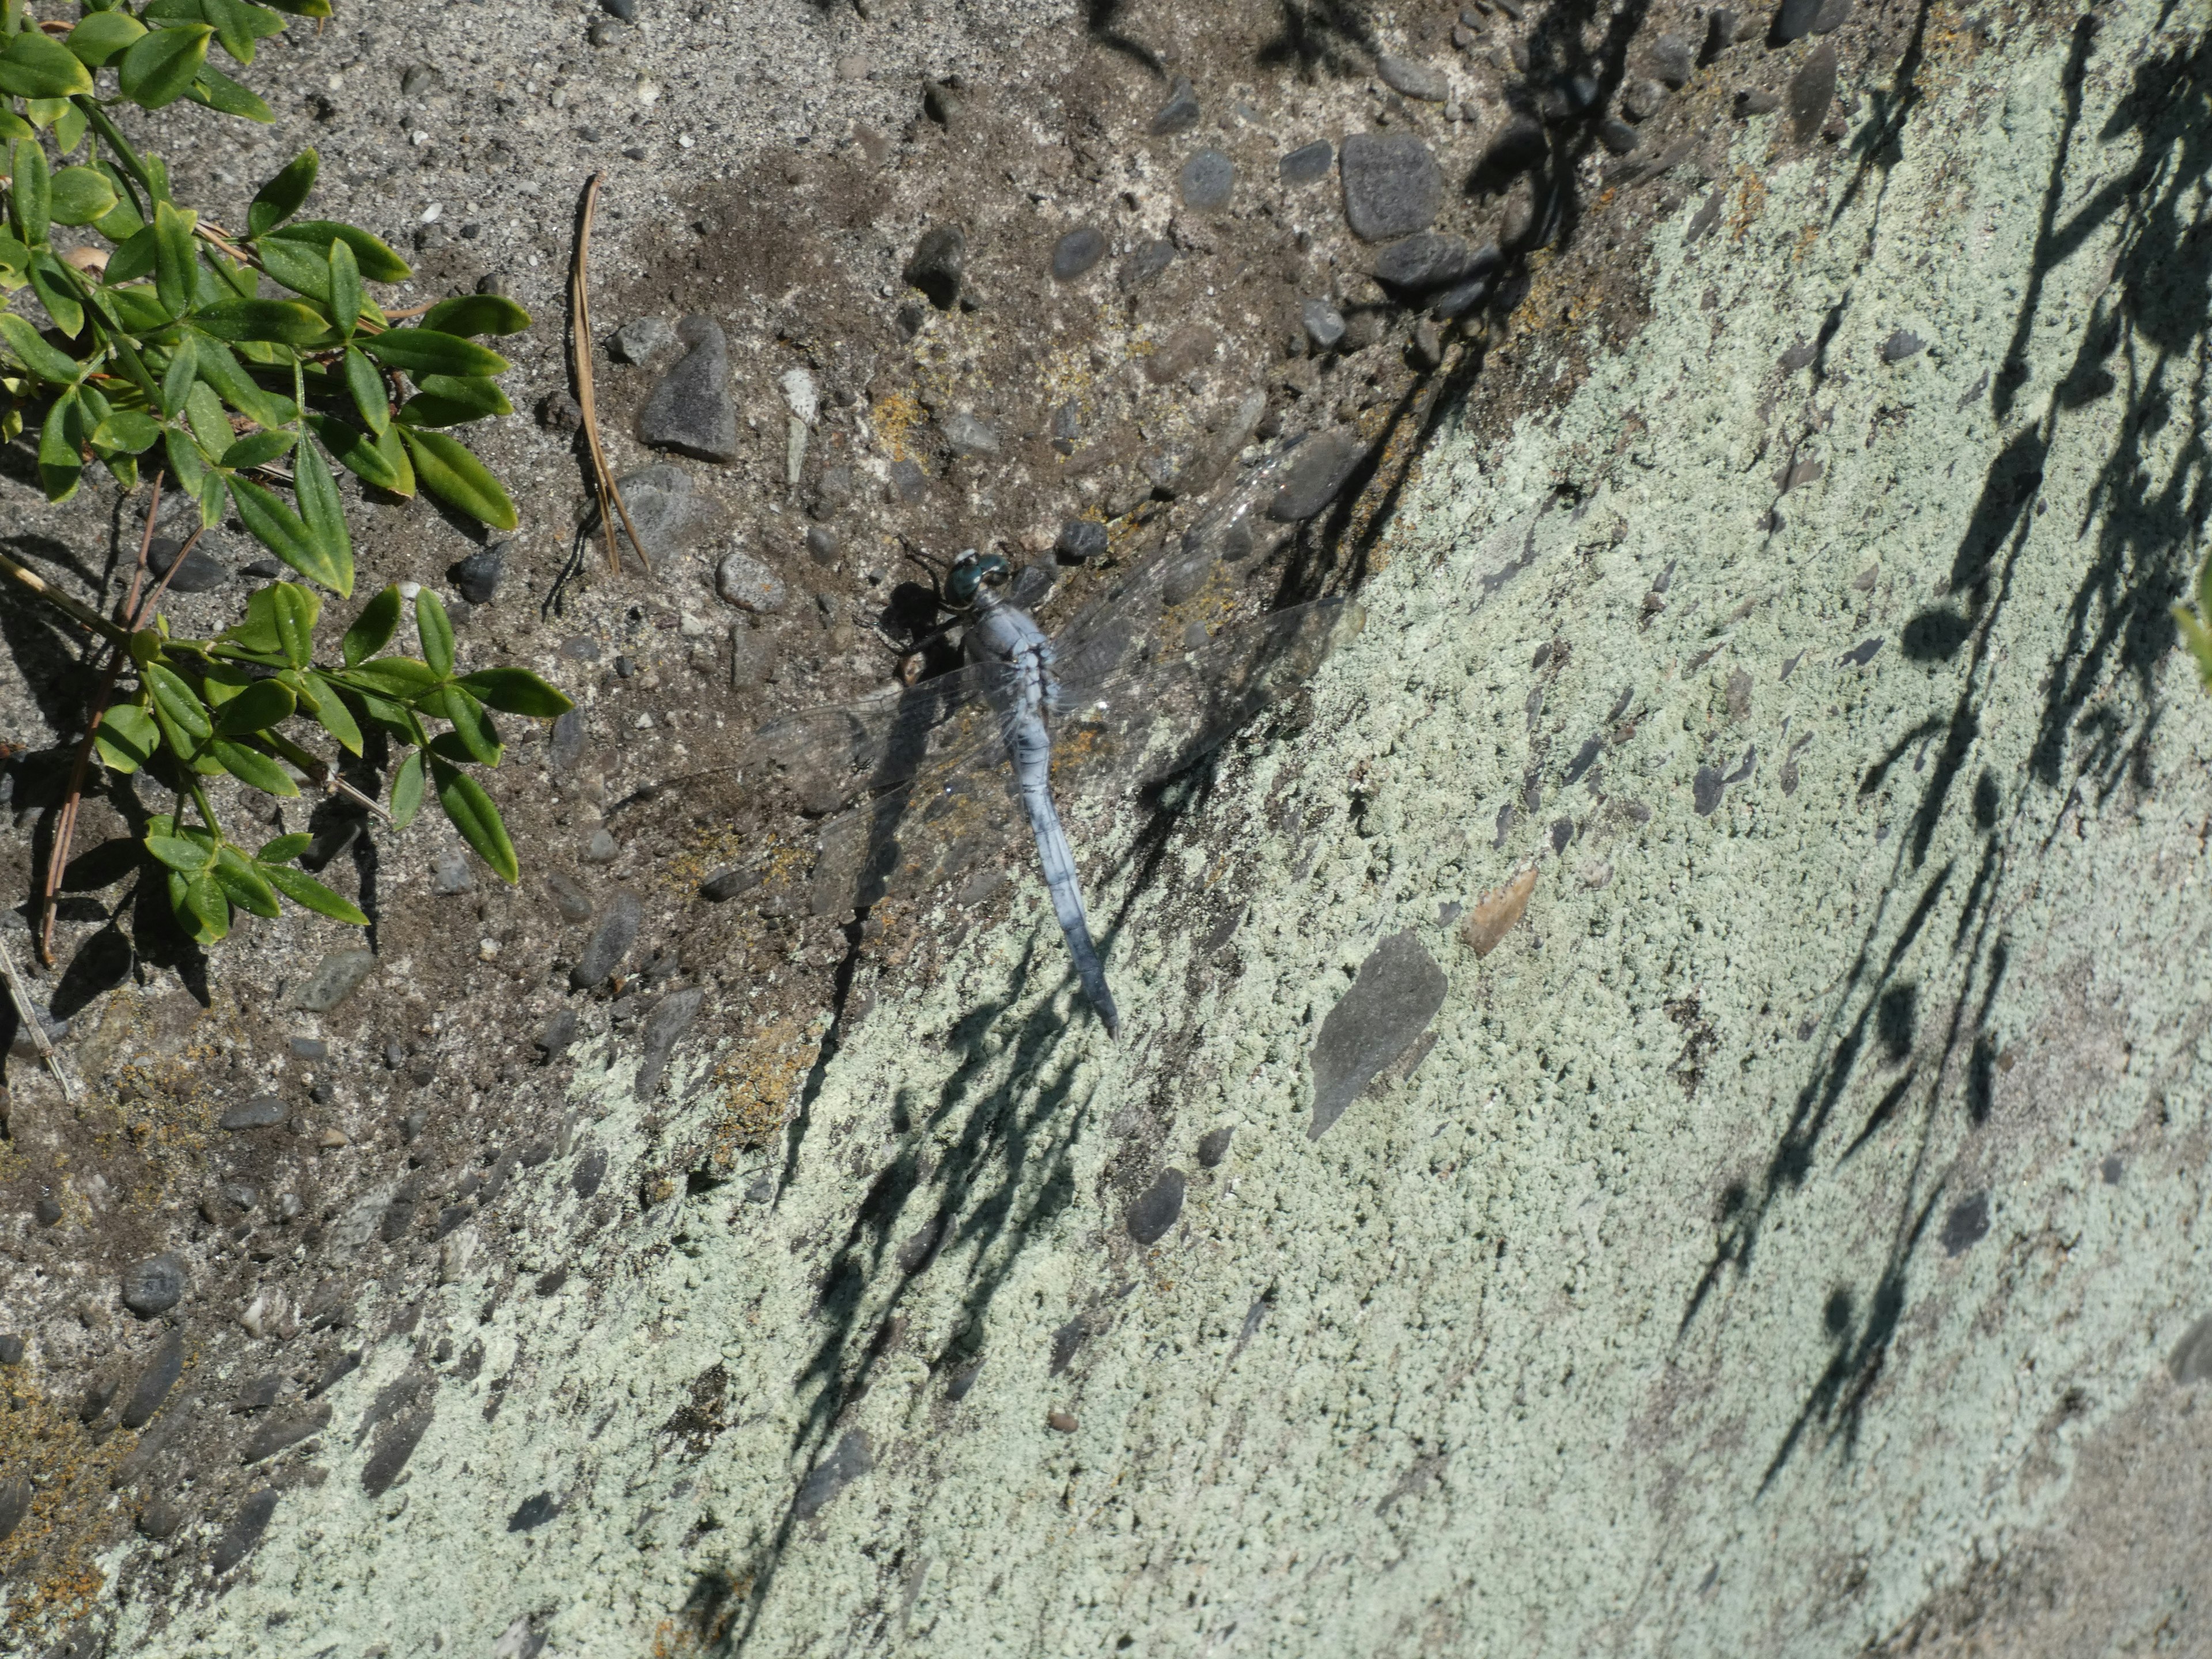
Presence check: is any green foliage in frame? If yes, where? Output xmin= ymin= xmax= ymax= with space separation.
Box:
xmin=2172 ymin=550 xmax=2212 ymax=692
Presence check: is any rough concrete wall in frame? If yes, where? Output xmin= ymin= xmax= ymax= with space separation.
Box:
xmin=10 ymin=0 xmax=2210 ymax=1654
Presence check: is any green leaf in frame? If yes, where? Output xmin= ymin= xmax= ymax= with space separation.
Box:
xmin=454 ymin=667 xmax=573 ymax=719
xmin=207 ymin=736 xmax=298 ymax=798
xmin=327 ymin=236 xmax=360 ymax=336
xmin=36 ymin=387 xmax=82 ymax=501
xmin=184 ymin=61 xmax=273 ymax=122
xmin=221 ymin=583 xmax=283 ymax=652
xmin=47 ymin=165 xmax=116 ymax=227
xmin=426 ymin=685 xmax=500 ymax=766
xmin=233 ymin=474 xmax=352 ymax=592
xmin=340 ymin=584 xmax=402 ymax=667
xmin=211 ymin=677 xmax=294 ymax=734
xmin=152 ymin=199 xmax=196 ymax=319
xmin=263 ymin=861 xmax=368 ymax=925
xmin=302 ymin=672 xmax=362 ymax=753
xmin=389 ymin=747 xmax=425 ymax=828
xmin=415 ymin=587 xmax=454 ymax=677
xmin=53 ymin=101 xmax=88 ymax=157
xmin=361 ymin=327 xmax=509 ymax=380
xmin=93 ymin=702 xmax=158 ymax=772
xmin=143 ymin=661 xmax=214 ymax=744
xmin=27 ymin=257 xmax=83 ymax=338
xmin=195 ymin=297 xmax=327 ymax=346
xmin=156 ymin=340 xmax=195 ymax=418
xmin=183 ymin=377 xmax=230 ymax=455
xmin=293 ymin=436 xmax=351 ymax=596
xmin=396 ymin=426 xmax=517 ymax=530
xmin=256 ymin=832 xmax=312 ymax=863
xmin=67 ymin=10 xmax=147 ymax=68
xmin=245 ymin=149 xmax=316 ymax=238
xmin=432 ymin=759 xmax=517 ymax=883
xmin=171 ymin=869 xmax=231 ymax=944
xmin=341 ymin=343 xmax=385 ymax=433
xmin=0 ymin=109 xmax=33 ymax=143
xmin=213 ymin=843 xmax=282 ymax=917
xmin=90 ymin=409 xmax=162 ymax=453
xmin=252 ymin=232 xmax=332 ymax=305
xmin=419 ymin=293 xmax=531 ymax=338
xmin=194 ymin=462 xmax=230 ymax=530
xmin=0 ymin=229 xmax=28 ymax=276
xmin=309 ymin=412 xmax=410 ymax=492
xmin=346 ymin=656 xmax=443 ymax=699
xmin=257 ymin=0 xmax=333 ymax=14
xmin=105 ymin=224 xmax=157 ymax=285
xmin=218 ymin=426 xmax=296 ymax=468
xmin=161 ymin=422 xmax=207 ymax=496
xmin=268 ymin=219 xmax=408 ymax=282
xmin=0 ymin=29 xmax=97 ymax=99
xmin=188 ymin=328 xmax=294 ymax=429
xmin=202 ymin=0 xmax=286 ymax=66
xmin=2198 ymin=552 xmax=2212 ymax=632
xmin=103 ymin=284 xmax=169 ymax=331
xmin=146 ymin=832 xmax=216 ymax=872
xmin=396 ymin=373 xmax=511 ymax=427
xmin=9 ymin=137 xmax=50 ymax=247
xmin=118 ymin=22 xmax=213 ymax=109
xmin=0 ymin=311 xmax=82 ymax=382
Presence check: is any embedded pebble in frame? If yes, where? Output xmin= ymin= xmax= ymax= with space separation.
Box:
xmin=636 ymin=987 xmax=704 ymax=1098
xmin=1377 ymin=53 xmax=1450 ymax=101
xmin=1051 ymin=226 xmax=1107 ymax=280
xmin=1790 ymin=40 xmax=1838 ymax=139
xmin=1704 ymin=8 xmax=1741 ymax=57
xmin=1770 ymin=0 xmax=1819 ymax=43
xmin=572 ymin=1146 xmax=607 ymax=1199
xmin=120 ymin=1330 xmax=185 ymax=1429
xmin=572 ymin=890 xmax=642 ymax=988
xmin=1881 ymin=329 xmax=1926 ymax=363
xmin=1941 ymin=1191 xmax=1991 ymax=1256
xmin=1055 ymin=519 xmax=1109 ymax=562
xmin=1308 ymin=932 xmax=1449 ymax=1139
xmin=1622 ymin=78 xmax=1668 ymax=121
xmin=1119 ymin=237 xmax=1176 ymax=290
xmin=1736 ymin=88 xmax=1782 ymax=116
xmin=1649 ymin=32 xmax=1696 ymax=85
xmin=1048 ymin=1409 xmax=1078 ymax=1433
xmin=584 ymin=827 xmax=619 ymax=864
xmin=449 ymin=545 xmax=503 ymax=605
xmin=0 ymin=1334 xmax=21 ymax=1365
xmin=149 ymin=538 xmax=230 ymax=594
xmin=360 ymin=1411 xmax=432 ymax=1497
xmin=1179 ymin=148 xmax=1236 ymax=211
xmin=1148 ymin=75 xmax=1201 ymax=135
xmin=1600 ymin=117 xmax=1642 ymax=155
xmin=941 ymin=411 xmax=1001 ymax=457
xmin=220 ymin=1095 xmax=285 ymax=1130
xmin=1 ymin=1479 xmax=31 ymax=1545
xmin=243 ymin=1403 xmax=331 ymax=1463
xmin=1811 ymin=0 xmax=1853 ymax=31
xmin=903 ymin=224 xmax=965 ymax=309
xmin=537 ymin=1008 xmax=578 ymax=1060
xmin=805 ymin=524 xmax=840 ymax=563
xmin=1195 ymin=1127 xmax=1235 ymax=1168
xmin=1461 ymin=865 xmax=1538 ymax=957
xmin=717 ymin=548 xmax=788 ymax=612
xmin=793 ymin=1430 xmax=873 ymax=1518
xmin=431 ymin=849 xmax=474 ymax=896
xmin=549 ymin=709 xmax=586 ymax=771
xmin=638 ymin=316 xmax=738 ymax=463
xmin=1302 ymin=299 xmax=1347 ymax=351
xmin=1267 ymin=428 xmax=1364 ymax=521
xmin=700 ymin=865 xmax=763 ymax=902
xmin=212 ymin=1488 xmax=279 ymax=1573
xmin=122 ymin=1253 xmax=186 ymax=1317
xmin=609 ymin=317 xmax=675 ymax=364
xmin=779 ymin=366 xmax=819 ymax=427
xmin=138 ymin=1498 xmax=183 ymax=1539
xmin=1430 ymin=275 xmax=1492 ymax=318
xmin=1126 ymin=1169 xmax=1187 ymax=1246
xmin=34 ymin=1196 xmax=62 ymax=1226
xmin=546 ymin=872 xmax=593 ymax=923
xmin=1339 ymin=131 xmax=1443 ymax=241
xmin=1373 ymin=232 xmax=1494 ymax=293
xmin=1279 ymin=139 xmax=1334 ymax=184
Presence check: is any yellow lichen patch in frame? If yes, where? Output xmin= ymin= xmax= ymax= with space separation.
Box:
xmin=0 ymin=1372 xmax=134 ymax=1645
xmin=705 ymin=1014 xmax=817 ymax=1168
xmin=1730 ymin=167 xmax=1769 ymax=244
xmin=869 ymin=388 xmax=926 ymax=462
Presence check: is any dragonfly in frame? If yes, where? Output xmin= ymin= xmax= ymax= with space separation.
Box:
xmin=639 ymin=443 xmax=1363 ymax=1036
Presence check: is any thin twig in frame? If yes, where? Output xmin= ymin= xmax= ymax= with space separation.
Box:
xmin=0 ymin=921 xmax=72 ymax=1103
xmin=570 ymin=172 xmax=647 ymax=577
xmin=0 ymin=554 xmax=129 ymax=648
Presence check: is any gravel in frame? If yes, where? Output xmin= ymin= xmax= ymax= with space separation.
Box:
xmin=638 ymin=315 xmax=739 ymax=463
xmin=120 ymin=1330 xmax=186 ymax=1429
xmin=1790 ymin=40 xmax=1838 ymax=139
xmin=1302 ymin=299 xmax=1347 ymax=351
xmin=609 ymin=316 xmax=675 ymax=364
xmin=1055 ymin=519 xmax=1108 ymax=562
xmin=903 ymin=224 xmax=966 ymax=309
xmin=1179 ymin=148 xmax=1236 ymax=211
xmin=219 ymin=1095 xmax=286 ymax=1130
xmin=293 ymin=949 xmax=376 ymax=1013
xmin=1267 ymin=429 xmax=1365 ymax=521
xmin=1377 ymin=54 xmax=1450 ymax=101
xmin=449 ymin=544 xmax=505 ymax=605
xmin=1118 ymin=237 xmax=1176 ymax=290
xmin=121 ymin=1253 xmax=186 ymax=1317
xmin=148 ymin=537 xmax=230 ymax=594
xmin=1373 ymin=232 xmax=1494 ymax=293
xmin=717 ymin=548 xmax=788 ymax=612
xmin=1279 ymin=139 xmax=1334 ymax=185
xmin=1339 ymin=131 xmax=1443 ymax=241
xmin=572 ymin=890 xmax=643 ymax=989
xmin=1148 ymin=75 xmax=1200 ymax=135
xmin=635 ymin=986 xmax=704 ymax=1097
xmin=941 ymin=411 xmax=1002 ymax=456
xmin=1126 ymin=1169 xmax=1187 ymax=1245
xmin=1051 ymin=225 xmax=1107 ymax=279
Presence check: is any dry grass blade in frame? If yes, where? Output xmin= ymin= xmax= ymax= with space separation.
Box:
xmin=0 ymin=914 xmax=72 ymax=1103
xmin=570 ymin=171 xmax=649 ymax=577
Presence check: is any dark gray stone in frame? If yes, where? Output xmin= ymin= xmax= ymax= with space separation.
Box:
xmin=1279 ymin=139 xmax=1334 ymax=185
xmin=1055 ymin=520 xmax=1109 ymax=562
xmin=636 ymin=987 xmax=704 ymax=1098
xmin=81 ymin=1378 xmax=118 ymax=1423
xmin=941 ymin=412 xmax=1000 ymax=457
xmin=431 ymin=849 xmax=474 ymax=896
xmin=360 ymin=1411 xmax=432 ymax=1497
xmin=540 ymin=389 xmax=584 ymax=431
xmin=122 ymin=1253 xmax=185 ymax=1317
xmin=1195 ymin=1127 xmax=1234 ymax=1168
xmin=700 ymin=865 xmax=763 ymax=902
xmin=1478 ymin=116 xmax=1547 ymax=181
xmin=1308 ymin=931 xmax=1449 ymax=1139
xmin=0 ymin=1334 xmax=22 ymax=1365
xmin=1941 ymin=1191 xmax=1991 ymax=1256
xmin=1303 ymin=300 xmax=1347 ymax=351
xmin=1649 ymin=32 xmax=1696 ymax=85
xmin=1702 ymin=7 xmax=1740 ymax=60
xmin=1179 ymin=148 xmax=1236 ymax=211
xmin=2168 ymin=1315 xmax=2212 ymax=1385
xmin=33 ymin=1195 xmax=62 ymax=1226
xmin=903 ymin=224 xmax=965 ymax=310
xmin=293 ymin=949 xmax=376 ymax=1013
xmin=243 ymin=1403 xmax=329 ymax=1463
xmin=211 ymin=1488 xmax=278 ymax=1573
xmin=450 ymin=544 xmax=505 ymax=605
xmin=572 ymin=1146 xmax=607 ymax=1199
xmin=1600 ymin=116 xmax=1642 ymax=154
xmin=548 ymin=709 xmax=586 ymax=771
xmin=1267 ymin=429 xmax=1365 ymax=522
xmin=1622 ymin=77 xmax=1668 ymax=121
xmin=138 ymin=1496 xmax=183 ymax=1539
xmin=1790 ymin=40 xmax=1838 ymax=139
xmin=1339 ymin=132 xmax=1442 ymax=241
xmin=1737 ymin=87 xmax=1782 ymax=116
xmin=120 ymin=1330 xmax=185 ymax=1429
xmin=537 ymin=1008 xmax=578 ymax=1062
xmin=1118 ymin=237 xmax=1176 ymax=291
xmin=890 ymin=458 xmax=927 ymax=502
xmin=287 ymin=1037 xmax=327 ymax=1061
xmin=149 ymin=537 xmax=230 ymax=593
xmin=572 ymin=890 xmax=642 ymax=989
xmin=221 ymin=1094 xmax=285 ymax=1130
xmin=1811 ymin=0 xmax=1853 ymax=31
xmin=1770 ymin=0 xmax=1819 ymax=42
xmin=793 ymin=1430 xmax=873 ymax=1518
xmin=1431 ymin=275 xmax=1492 ymax=318
xmin=1373 ymin=233 xmax=1496 ymax=293
xmin=600 ymin=0 xmax=634 ymax=17
xmin=509 ymin=1490 xmax=560 ymax=1532
xmin=639 ymin=316 xmax=738 ymax=463
xmin=546 ymin=872 xmax=593 ymax=923
xmin=1051 ymin=226 xmax=1107 ymax=280
xmin=0 ymin=1478 xmax=29 ymax=1545
xmin=1126 ymin=1169 xmax=1187 ymax=1246
xmin=1148 ymin=75 xmax=1200 ymax=135
xmin=1377 ymin=53 xmax=1449 ymax=101
xmin=609 ymin=316 xmax=675 ymax=364
xmin=1881 ymin=329 xmax=1925 ymax=363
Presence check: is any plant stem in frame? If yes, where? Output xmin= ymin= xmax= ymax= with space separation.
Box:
xmin=0 ymin=552 xmax=130 ymax=648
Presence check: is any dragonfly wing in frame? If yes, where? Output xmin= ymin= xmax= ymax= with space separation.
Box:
xmin=747 ymin=658 xmax=1020 ymax=816
xmin=801 ymin=752 xmax=1027 ymax=918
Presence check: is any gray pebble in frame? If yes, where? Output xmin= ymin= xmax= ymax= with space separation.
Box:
xmin=922 ymin=77 xmax=961 ymax=126
xmin=1941 ymin=1191 xmax=1990 ymax=1256
xmin=1736 ymin=87 xmax=1782 ymax=116
xmin=138 ymin=1497 xmax=183 ymax=1539
xmin=0 ymin=1334 xmax=22 ymax=1365
xmin=211 ymin=1488 xmax=279 ymax=1573
xmin=450 ymin=546 xmax=503 ymax=605
xmin=1377 ymin=53 xmax=1449 ymax=101
xmin=717 ymin=548 xmax=787 ymax=612
xmin=1410 ymin=316 xmax=1445 ymax=370
xmin=639 ymin=316 xmax=738 ymax=463
xmin=431 ymin=849 xmax=474 ymax=896
xmin=548 ymin=709 xmax=586 ymax=772
xmin=813 ymin=465 xmax=855 ymax=513
xmin=604 ymin=464 xmax=727 ymax=564
xmin=1791 ymin=40 xmax=1839 ymax=139
xmin=1195 ymin=1127 xmax=1234 ymax=1167
xmin=122 ymin=1253 xmax=185 ymax=1317
xmin=1051 ymin=226 xmax=1107 ymax=280
xmin=1811 ymin=0 xmax=1853 ymax=31
xmin=149 ymin=537 xmax=230 ymax=594
xmin=1649 ymin=32 xmax=1696 ymax=85
xmin=1622 ymin=77 xmax=1668 ymax=121
xmin=1703 ymin=8 xmax=1740 ymax=59
xmin=1148 ymin=74 xmax=1200 ymax=135
xmin=220 ymin=1182 xmax=259 ymax=1210
xmin=1126 ymin=1169 xmax=1187 ymax=1245
xmin=609 ymin=316 xmax=675 ymax=365
xmin=1308 ymin=931 xmax=1449 ymax=1138
xmin=636 ymin=987 xmax=704 ymax=1098
xmin=508 ymin=1491 xmax=560 ymax=1532
xmin=903 ymin=224 xmax=965 ymax=310
xmin=584 ymin=827 xmax=619 ymax=865
xmin=792 ymin=1430 xmax=872 ymax=1519
xmin=1373 ymin=232 xmax=1495 ymax=293
xmin=572 ymin=889 xmax=642 ymax=989
xmin=1118 ymin=237 xmax=1176 ymax=291
xmin=700 ymin=865 xmax=763 ymax=902
xmin=121 ymin=1330 xmax=185 ymax=1429
xmin=940 ymin=411 xmax=1001 ymax=457
xmin=1339 ymin=131 xmax=1442 ymax=241
xmin=1769 ymin=0 xmax=1818 ymax=44
xmin=1279 ymin=139 xmax=1334 ymax=184
xmin=1179 ymin=148 xmax=1235 ymax=211
xmin=805 ymin=524 xmax=840 ymax=565
xmin=536 ymin=1008 xmax=578 ymax=1061
xmin=889 ymin=458 xmax=927 ymax=503
xmin=573 ymin=1146 xmax=607 ymax=1199
xmin=1268 ymin=428 xmax=1365 ymax=521
xmin=221 ymin=1094 xmax=285 ymax=1130
xmin=1302 ymin=298 xmax=1347 ymax=351
xmin=33 ymin=1195 xmax=62 ymax=1226
xmin=586 ymin=20 xmax=626 ymax=47
xmin=291 ymin=1039 xmax=329 ymax=1064
xmin=1600 ymin=116 xmax=1642 ymax=154
xmin=359 ymin=1411 xmax=432 ymax=1498
xmin=0 ymin=1479 xmax=29 ymax=1546
xmin=539 ymin=389 xmax=584 ymax=432
xmin=1055 ymin=519 xmax=1109 ymax=562
xmin=546 ymin=872 xmax=593 ymax=923
xmin=1881 ymin=329 xmax=1926 ymax=363
xmin=601 ymin=0 xmax=634 ymax=17
xmin=81 ymin=1378 xmax=117 ymax=1423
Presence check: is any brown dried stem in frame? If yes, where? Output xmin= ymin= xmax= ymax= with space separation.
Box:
xmin=570 ymin=171 xmax=647 ymax=577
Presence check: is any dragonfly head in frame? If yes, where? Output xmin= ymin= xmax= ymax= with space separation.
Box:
xmin=945 ymin=548 xmax=1010 ymax=611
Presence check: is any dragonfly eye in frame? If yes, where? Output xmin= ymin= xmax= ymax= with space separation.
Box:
xmin=947 ymin=550 xmax=1011 ymax=608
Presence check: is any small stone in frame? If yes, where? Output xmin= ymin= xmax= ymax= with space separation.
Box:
xmin=148 ymin=537 xmax=230 ymax=594
xmin=81 ymin=1378 xmax=117 ymax=1422
xmin=539 ymin=389 xmax=584 ymax=431
xmin=921 ymin=77 xmax=961 ymax=126
xmin=1881 ymin=329 xmax=1926 ymax=363
xmin=1148 ymin=75 xmax=1200 ymax=135
xmin=636 ymin=987 xmax=704 ymax=1097
xmin=0 ymin=1478 xmax=28 ymax=1545
xmin=573 ymin=1146 xmax=607 ymax=1199
xmin=294 ymin=948 xmax=376 ymax=1013
xmin=0 ymin=1334 xmax=23 ymax=1365
xmin=1811 ymin=0 xmax=1853 ymax=31
xmin=1600 ymin=116 xmax=1642 ymax=154
xmin=1377 ymin=53 xmax=1450 ymax=101
xmin=889 ymin=458 xmax=927 ymax=503
xmin=836 ymin=52 xmax=872 ymax=82
xmin=1126 ymin=1169 xmax=1187 ymax=1245
xmin=638 ymin=316 xmax=738 ymax=463
xmin=122 ymin=1253 xmax=185 ymax=1317
xmin=212 ymin=1488 xmax=279 ymax=1573
xmin=1267 ymin=428 xmax=1363 ymax=521
xmin=1051 ymin=226 xmax=1107 ymax=280
xmin=940 ymin=411 xmax=1001 ymax=458
xmin=573 ymin=890 xmax=642 ymax=988
xmin=1302 ymin=299 xmax=1347 ymax=351
xmin=138 ymin=1497 xmax=183 ymax=1539
xmin=34 ymin=1195 xmax=62 ymax=1226
xmin=1736 ymin=87 xmax=1782 ymax=116
xmin=781 ymin=366 xmax=819 ymax=427
xmin=1703 ymin=8 xmax=1740 ymax=60
xmin=536 ymin=1008 xmax=578 ymax=1062
xmin=700 ymin=865 xmax=763 ymax=902
xmin=1373 ymin=232 xmax=1494 ymax=293
xmin=1339 ymin=131 xmax=1443 ymax=241
xmin=600 ymin=0 xmax=634 ymax=16
xmin=120 ymin=1330 xmax=185 ymax=1429
xmin=548 ymin=709 xmax=586 ymax=771
xmin=1789 ymin=40 xmax=1838 ymax=140
xmin=903 ymin=224 xmax=965 ymax=310
xmin=431 ymin=849 xmax=474 ymax=896
xmin=449 ymin=546 xmax=504 ymax=605
xmin=793 ymin=1430 xmax=873 ymax=1518
xmin=1409 ymin=316 xmax=1445 ymax=369
xmin=1055 ymin=520 xmax=1108 ymax=563
xmin=1118 ymin=238 xmax=1176 ymax=291
xmin=1047 ymin=1409 xmax=1078 ymax=1433
xmin=1309 ymin=932 xmax=1449 ymax=1139
xmin=1770 ymin=0 xmax=1818 ymax=41
xmin=1622 ymin=78 xmax=1668 ymax=121
xmin=813 ymin=465 xmax=855 ymax=513
xmin=1195 ymin=1127 xmax=1234 ymax=1167
xmin=1649 ymin=32 xmax=1696 ymax=85
xmin=220 ymin=1094 xmax=285 ymax=1130
xmin=805 ymin=524 xmax=840 ymax=564
xmin=717 ymin=548 xmax=787 ymax=612
xmin=1179 ymin=149 xmax=1236 ymax=211
xmin=609 ymin=316 xmax=676 ymax=365
xmin=584 ymin=827 xmax=619 ymax=865
xmin=1461 ymin=865 xmax=1538 ymax=957
xmin=1279 ymin=139 xmax=1334 ymax=184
